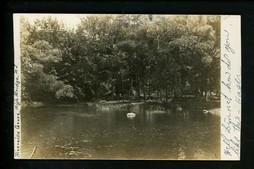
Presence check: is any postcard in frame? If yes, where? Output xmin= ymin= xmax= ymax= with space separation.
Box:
xmin=13 ymin=14 xmax=241 ymax=160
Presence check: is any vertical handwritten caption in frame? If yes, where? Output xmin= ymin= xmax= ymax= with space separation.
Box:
xmin=14 ymin=64 xmax=21 ymax=158
xmin=221 ymin=17 xmax=241 ymax=160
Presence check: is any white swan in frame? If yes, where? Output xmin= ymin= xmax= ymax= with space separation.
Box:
xmin=127 ymin=112 xmax=136 ymax=118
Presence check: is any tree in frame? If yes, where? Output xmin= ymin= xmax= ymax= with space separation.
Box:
xmin=20 ymin=17 xmax=74 ymax=103
xmin=20 ymin=15 xmax=220 ymax=103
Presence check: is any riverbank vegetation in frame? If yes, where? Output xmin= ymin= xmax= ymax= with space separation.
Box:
xmin=20 ymin=15 xmax=220 ymax=105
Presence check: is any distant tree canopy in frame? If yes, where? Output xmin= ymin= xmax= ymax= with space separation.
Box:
xmin=20 ymin=15 xmax=220 ymax=103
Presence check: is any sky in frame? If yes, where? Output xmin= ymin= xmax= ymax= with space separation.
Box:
xmin=18 ymin=14 xmax=83 ymax=29
xmin=18 ymin=13 xmax=165 ymax=28
xmin=17 ymin=14 xmax=209 ymax=29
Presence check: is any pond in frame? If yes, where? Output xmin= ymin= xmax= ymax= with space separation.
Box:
xmin=20 ymin=103 xmax=220 ymax=160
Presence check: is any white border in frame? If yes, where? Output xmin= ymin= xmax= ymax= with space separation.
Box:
xmin=14 ymin=14 xmax=22 ymax=159
xmin=221 ymin=15 xmax=241 ymax=160
xmin=13 ymin=14 xmax=242 ymax=160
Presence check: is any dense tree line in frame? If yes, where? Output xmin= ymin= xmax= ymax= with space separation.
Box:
xmin=20 ymin=15 xmax=220 ymax=103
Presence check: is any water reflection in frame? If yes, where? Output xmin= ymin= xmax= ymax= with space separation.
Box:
xmin=21 ymin=104 xmax=220 ymax=159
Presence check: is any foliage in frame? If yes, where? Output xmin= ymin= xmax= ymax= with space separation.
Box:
xmin=20 ymin=15 xmax=220 ymax=103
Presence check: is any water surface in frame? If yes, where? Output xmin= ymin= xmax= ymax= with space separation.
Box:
xmin=21 ymin=103 xmax=220 ymax=159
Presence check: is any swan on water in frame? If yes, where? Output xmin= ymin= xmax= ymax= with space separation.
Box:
xmin=127 ymin=112 xmax=136 ymax=118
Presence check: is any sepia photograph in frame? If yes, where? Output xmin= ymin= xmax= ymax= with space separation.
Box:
xmin=13 ymin=14 xmax=231 ymax=160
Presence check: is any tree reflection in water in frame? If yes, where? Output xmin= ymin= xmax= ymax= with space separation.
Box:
xmin=21 ymin=104 xmax=220 ymax=159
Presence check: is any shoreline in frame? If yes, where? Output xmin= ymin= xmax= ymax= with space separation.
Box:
xmin=22 ymin=99 xmax=220 ymax=115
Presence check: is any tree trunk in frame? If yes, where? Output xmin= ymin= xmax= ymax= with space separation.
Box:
xmin=148 ymin=80 xmax=151 ymax=100
xmin=111 ymin=86 xmax=115 ymax=100
xmin=129 ymin=77 xmax=133 ymax=100
xmin=201 ymin=79 xmax=204 ymax=98
xmin=165 ymin=88 xmax=168 ymax=103
xmin=205 ymin=90 xmax=210 ymax=101
xmin=137 ymin=80 xmax=141 ymax=100
xmin=143 ymin=82 xmax=146 ymax=103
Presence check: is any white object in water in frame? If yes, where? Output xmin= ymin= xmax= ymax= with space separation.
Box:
xmin=127 ymin=112 xmax=136 ymax=118
xmin=203 ymin=110 xmax=209 ymax=114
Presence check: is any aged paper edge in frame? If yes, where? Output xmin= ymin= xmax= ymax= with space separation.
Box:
xmin=14 ymin=14 xmax=22 ymax=159
xmin=13 ymin=14 xmax=242 ymax=160
xmin=221 ymin=15 xmax=241 ymax=160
